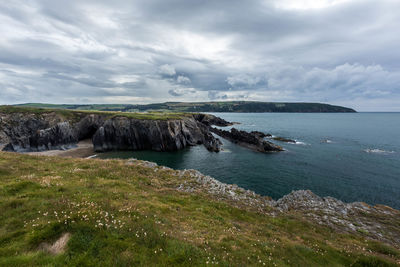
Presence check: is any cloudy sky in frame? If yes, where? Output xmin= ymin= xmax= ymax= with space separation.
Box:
xmin=0 ymin=0 xmax=399 ymax=111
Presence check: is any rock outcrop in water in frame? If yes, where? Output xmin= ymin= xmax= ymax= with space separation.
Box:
xmin=210 ymin=127 xmax=284 ymax=152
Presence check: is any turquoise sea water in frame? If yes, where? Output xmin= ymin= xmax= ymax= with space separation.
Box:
xmin=99 ymin=113 xmax=400 ymax=209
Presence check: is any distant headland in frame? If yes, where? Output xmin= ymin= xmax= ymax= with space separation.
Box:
xmin=17 ymin=101 xmax=356 ymax=113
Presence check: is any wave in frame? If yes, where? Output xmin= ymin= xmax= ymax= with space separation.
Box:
xmin=321 ymin=139 xmax=333 ymax=144
xmin=293 ymin=141 xmax=309 ymax=146
xmin=364 ymin=149 xmax=395 ymax=154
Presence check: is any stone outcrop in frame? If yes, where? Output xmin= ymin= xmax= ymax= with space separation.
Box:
xmin=273 ymin=190 xmax=400 ymax=246
xmin=165 ymin=163 xmax=400 ymax=247
xmin=0 ymin=112 xmax=71 ymax=152
xmin=0 ymin=112 xmax=107 ymax=152
xmin=92 ymin=116 xmax=222 ymax=152
xmin=192 ymin=113 xmax=233 ymax=127
xmin=271 ymin=136 xmax=296 ymax=143
xmin=0 ymin=111 xmax=225 ymax=153
xmin=4 ymin=122 xmax=77 ymax=152
xmin=210 ymin=127 xmax=283 ymax=152
xmin=0 ymin=110 xmax=284 ymax=154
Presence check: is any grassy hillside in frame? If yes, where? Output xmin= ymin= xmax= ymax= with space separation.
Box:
xmin=18 ymin=101 xmax=356 ymax=113
xmin=0 ymin=105 xmax=191 ymax=121
xmin=0 ymin=152 xmax=398 ymax=266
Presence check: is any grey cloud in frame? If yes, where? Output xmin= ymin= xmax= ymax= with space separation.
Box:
xmin=168 ymin=88 xmax=196 ymax=97
xmin=0 ymin=0 xmax=399 ymax=110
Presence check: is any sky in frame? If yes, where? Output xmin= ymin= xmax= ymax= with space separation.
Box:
xmin=0 ymin=0 xmax=399 ymax=111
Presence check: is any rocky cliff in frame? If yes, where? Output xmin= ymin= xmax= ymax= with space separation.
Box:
xmin=0 ymin=107 xmax=286 ymax=154
xmin=0 ymin=111 xmax=106 ymax=152
xmin=92 ymin=116 xmax=222 ymax=152
xmin=0 ymin=109 xmax=224 ymax=153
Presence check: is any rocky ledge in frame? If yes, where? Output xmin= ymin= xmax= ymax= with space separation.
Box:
xmin=125 ymin=158 xmax=400 ymax=248
xmin=210 ymin=127 xmax=284 ymax=152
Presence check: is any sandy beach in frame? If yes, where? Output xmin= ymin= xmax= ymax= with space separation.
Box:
xmin=25 ymin=139 xmax=96 ymax=158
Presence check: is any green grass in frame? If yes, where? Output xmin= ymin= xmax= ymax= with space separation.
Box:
xmin=0 ymin=152 xmax=398 ymax=266
xmin=0 ymin=105 xmax=192 ymax=121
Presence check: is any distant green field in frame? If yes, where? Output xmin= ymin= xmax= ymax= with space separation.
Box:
xmin=0 ymin=105 xmax=191 ymax=121
xmin=17 ymin=101 xmax=356 ymax=113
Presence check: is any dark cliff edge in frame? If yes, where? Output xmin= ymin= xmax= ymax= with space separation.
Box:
xmin=91 ymin=115 xmax=223 ymax=153
xmin=2 ymin=107 xmax=279 ymax=154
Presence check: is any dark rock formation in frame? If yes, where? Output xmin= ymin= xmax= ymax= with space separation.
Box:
xmin=15 ymin=122 xmax=77 ymax=152
xmin=271 ymin=136 xmax=296 ymax=143
xmin=193 ymin=113 xmax=233 ymax=127
xmin=0 ymin=111 xmax=225 ymax=153
xmin=92 ymin=116 xmax=222 ymax=152
xmin=250 ymin=131 xmax=272 ymax=138
xmin=1 ymin=112 xmax=70 ymax=152
xmin=73 ymin=114 xmax=106 ymax=140
xmin=0 ymin=112 xmax=108 ymax=152
xmin=0 ymin=110 xmax=280 ymax=154
xmin=210 ymin=127 xmax=283 ymax=152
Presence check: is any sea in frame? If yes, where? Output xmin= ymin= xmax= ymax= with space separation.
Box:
xmin=98 ymin=113 xmax=400 ymax=209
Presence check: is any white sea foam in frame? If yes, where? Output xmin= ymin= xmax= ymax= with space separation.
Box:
xmin=293 ymin=141 xmax=309 ymax=146
xmin=321 ymin=139 xmax=333 ymax=143
xmin=364 ymin=149 xmax=395 ymax=154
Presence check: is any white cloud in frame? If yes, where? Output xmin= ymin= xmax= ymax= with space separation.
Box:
xmin=176 ymin=75 xmax=191 ymax=84
xmin=227 ymin=74 xmax=262 ymax=87
xmin=273 ymin=0 xmax=351 ymax=10
xmin=158 ymin=64 xmax=176 ymax=76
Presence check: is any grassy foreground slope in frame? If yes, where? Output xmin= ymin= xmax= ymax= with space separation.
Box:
xmin=0 ymin=153 xmax=399 ymax=266
xmin=18 ymin=101 xmax=356 ymax=113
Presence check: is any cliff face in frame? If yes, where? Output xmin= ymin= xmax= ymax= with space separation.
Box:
xmin=0 ymin=111 xmax=222 ymax=153
xmin=1 ymin=109 xmax=286 ymax=154
xmin=92 ymin=116 xmax=221 ymax=152
xmin=0 ymin=112 xmax=71 ymax=152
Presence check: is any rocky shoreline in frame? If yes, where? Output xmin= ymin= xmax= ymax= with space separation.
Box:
xmin=2 ymin=107 xmax=399 ymax=248
xmin=0 ymin=108 xmax=283 ymax=154
xmin=128 ymin=158 xmax=400 ymax=248
xmin=210 ymin=127 xmax=284 ymax=152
